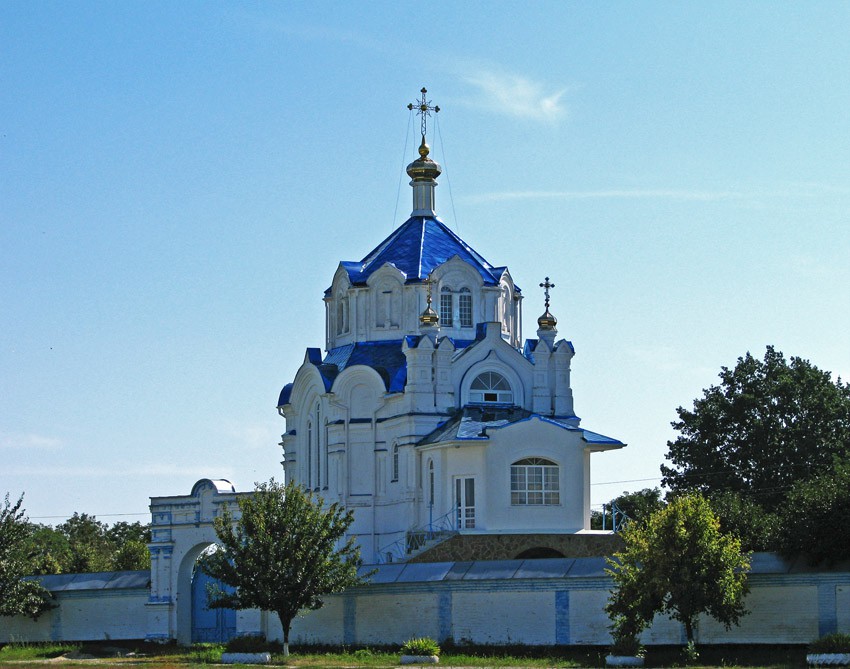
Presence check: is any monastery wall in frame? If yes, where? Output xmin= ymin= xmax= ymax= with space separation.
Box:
xmin=2 ymin=558 xmax=848 ymax=646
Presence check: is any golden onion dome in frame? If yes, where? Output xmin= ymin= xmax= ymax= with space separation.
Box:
xmin=537 ymin=308 xmax=557 ymax=330
xmin=406 ymin=136 xmax=442 ymax=182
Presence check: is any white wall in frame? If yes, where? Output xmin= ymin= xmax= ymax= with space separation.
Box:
xmin=0 ymin=590 xmax=148 ymax=643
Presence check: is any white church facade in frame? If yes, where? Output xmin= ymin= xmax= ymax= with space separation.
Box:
xmin=4 ymin=90 xmax=850 ymax=648
xmin=276 ymin=96 xmax=624 ymax=565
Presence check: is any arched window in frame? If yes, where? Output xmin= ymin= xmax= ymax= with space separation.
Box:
xmin=392 ymin=444 xmax=399 ymax=482
xmin=336 ymin=293 xmax=349 ymax=334
xmin=511 ymin=458 xmax=559 ymax=505
xmin=315 ymin=404 xmax=321 ymax=489
xmin=428 ymin=460 xmax=435 ymax=507
xmin=306 ymin=420 xmax=313 ymax=488
xmin=440 ymin=286 xmax=453 ymax=326
xmin=459 ymin=287 xmax=472 ymax=327
xmin=470 ymin=371 xmax=513 ymax=404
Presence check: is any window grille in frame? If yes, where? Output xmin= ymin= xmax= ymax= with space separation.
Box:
xmin=511 ymin=458 xmax=559 ymax=505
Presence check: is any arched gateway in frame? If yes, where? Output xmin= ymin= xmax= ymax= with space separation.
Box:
xmin=146 ymin=479 xmax=258 ymax=644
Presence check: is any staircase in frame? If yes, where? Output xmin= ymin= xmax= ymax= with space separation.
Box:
xmin=377 ymin=511 xmax=457 ymax=564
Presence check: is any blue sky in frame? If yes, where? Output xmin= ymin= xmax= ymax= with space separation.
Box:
xmin=2 ymin=2 xmax=849 ymax=523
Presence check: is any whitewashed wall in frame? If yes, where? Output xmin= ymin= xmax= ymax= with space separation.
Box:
xmin=0 ymin=590 xmax=148 ymax=643
xmin=3 ymin=557 xmax=848 ymax=646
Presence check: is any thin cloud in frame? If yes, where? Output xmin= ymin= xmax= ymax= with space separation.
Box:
xmin=463 ymin=70 xmax=567 ymax=123
xmin=6 ymin=463 xmax=233 ymax=478
xmin=463 ymin=189 xmax=739 ymax=205
xmin=0 ymin=433 xmax=63 ymax=450
xmin=223 ymin=421 xmax=278 ymax=451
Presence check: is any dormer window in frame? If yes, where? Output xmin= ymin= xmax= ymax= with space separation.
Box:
xmin=470 ymin=371 xmax=513 ymax=404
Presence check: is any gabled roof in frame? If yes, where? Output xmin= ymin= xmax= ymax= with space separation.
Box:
xmin=418 ymin=406 xmax=622 ymax=447
xmin=338 ymin=216 xmax=504 ymax=287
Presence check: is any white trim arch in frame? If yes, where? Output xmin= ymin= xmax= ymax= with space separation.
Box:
xmin=459 ymin=360 xmax=525 ymax=408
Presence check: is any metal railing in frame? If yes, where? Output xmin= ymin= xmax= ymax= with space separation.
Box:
xmin=376 ymin=510 xmax=457 ymax=564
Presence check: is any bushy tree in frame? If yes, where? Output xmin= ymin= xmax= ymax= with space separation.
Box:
xmin=606 ymin=494 xmax=750 ymax=647
xmin=778 ymin=456 xmax=850 ymax=565
xmin=708 ymin=491 xmax=780 ymax=552
xmin=0 ymin=494 xmax=53 ymax=619
xmin=199 ymin=479 xmax=367 ymax=656
xmin=662 ymin=347 xmax=850 ymax=508
xmin=592 ymin=488 xmax=665 ymax=531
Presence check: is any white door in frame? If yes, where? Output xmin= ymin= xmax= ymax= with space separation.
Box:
xmin=455 ymin=477 xmax=476 ymax=529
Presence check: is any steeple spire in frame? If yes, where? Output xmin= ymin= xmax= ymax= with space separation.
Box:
xmin=406 ymin=87 xmax=442 ymax=216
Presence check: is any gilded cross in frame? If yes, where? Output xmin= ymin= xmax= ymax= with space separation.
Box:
xmin=539 ymin=277 xmax=555 ymax=309
xmin=407 ymin=87 xmax=440 ymax=138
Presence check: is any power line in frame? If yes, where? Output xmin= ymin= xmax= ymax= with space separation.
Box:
xmin=29 ymin=512 xmax=149 ymax=521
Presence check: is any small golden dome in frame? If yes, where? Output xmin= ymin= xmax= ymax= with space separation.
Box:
xmin=407 ymin=136 xmax=442 ymax=182
xmin=537 ymin=309 xmax=557 ymax=330
xmin=420 ymin=305 xmax=439 ymax=327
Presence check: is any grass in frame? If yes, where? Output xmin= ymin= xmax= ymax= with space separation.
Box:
xmin=0 ymin=641 xmax=811 ymax=667
xmin=0 ymin=642 xmax=82 ymax=661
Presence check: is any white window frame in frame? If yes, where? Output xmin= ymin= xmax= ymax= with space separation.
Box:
xmin=511 ymin=457 xmax=560 ymax=506
xmin=469 ymin=371 xmax=513 ymax=404
xmin=458 ymin=287 xmax=472 ymax=327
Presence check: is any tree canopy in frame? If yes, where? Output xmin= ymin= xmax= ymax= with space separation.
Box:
xmin=662 ymin=346 xmax=850 ymax=508
xmin=606 ymin=494 xmax=750 ymax=646
xmin=0 ymin=494 xmax=53 ymax=619
xmin=23 ymin=515 xmax=150 ymax=575
xmin=778 ymin=456 xmax=850 ymax=565
xmin=199 ymin=479 xmax=367 ymax=656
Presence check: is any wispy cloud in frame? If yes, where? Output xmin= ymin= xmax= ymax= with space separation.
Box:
xmin=223 ymin=421 xmax=278 ymax=451
xmin=0 ymin=433 xmax=63 ymax=450
xmin=462 ymin=70 xmax=567 ymax=123
xmin=463 ymin=189 xmax=739 ymax=205
xmin=6 ymin=463 xmax=233 ymax=478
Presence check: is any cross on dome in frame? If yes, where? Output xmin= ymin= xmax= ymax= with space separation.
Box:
xmin=407 ymin=87 xmax=440 ymax=140
xmin=537 ymin=276 xmax=557 ymax=331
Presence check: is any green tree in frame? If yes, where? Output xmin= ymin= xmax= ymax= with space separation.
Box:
xmin=708 ymin=491 xmax=780 ymax=552
xmin=591 ymin=488 xmax=665 ymax=531
xmin=24 ymin=524 xmax=71 ymax=575
xmin=778 ymin=456 xmax=850 ymax=565
xmin=606 ymin=494 xmax=750 ymax=647
xmin=198 ymin=480 xmax=367 ymax=656
xmin=0 ymin=494 xmax=53 ymax=619
xmin=662 ymin=347 xmax=850 ymax=508
xmin=58 ymin=513 xmax=113 ymax=573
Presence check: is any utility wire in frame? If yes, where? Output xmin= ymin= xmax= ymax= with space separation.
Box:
xmin=434 ymin=114 xmax=460 ymax=233
xmin=392 ymin=110 xmax=414 ymax=231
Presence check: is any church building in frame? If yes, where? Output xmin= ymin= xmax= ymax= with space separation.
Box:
xmin=276 ymin=90 xmax=625 ymax=565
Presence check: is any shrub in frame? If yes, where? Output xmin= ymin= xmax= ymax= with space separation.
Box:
xmin=810 ymin=633 xmax=850 ymax=654
xmin=400 ymin=637 xmax=440 ymax=657
xmin=609 ymin=635 xmax=644 ymax=658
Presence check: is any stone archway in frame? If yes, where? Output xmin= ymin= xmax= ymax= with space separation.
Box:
xmin=147 ymin=479 xmax=254 ymax=644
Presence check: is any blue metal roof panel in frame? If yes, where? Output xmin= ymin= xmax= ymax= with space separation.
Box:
xmin=579 ymin=429 xmax=624 ymax=445
xmin=347 ymin=217 xmax=502 ymax=286
xmin=565 ymin=557 xmax=610 ymax=578
xmin=462 ymin=560 xmax=523 ymax=580
xmin=513 ymin=558 xmax=576 ymax=580
xmin=322 ymin=341 xmax=408 ymax=393
xmin=278 ymin=383 xmax=294 ymax=407
xmin=396 ymin=562 xmax=456 ymax=583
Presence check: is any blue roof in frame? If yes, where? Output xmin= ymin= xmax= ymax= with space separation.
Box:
xmin=419 ymin=406 xmax=621 ymax=446
xmin=339 ymin=216 xmax=504 ymax=287
xmin=279 ymin=337 xmax=478 ymax=406
xmin=30 ymin=570 xmax=150 ymax=592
